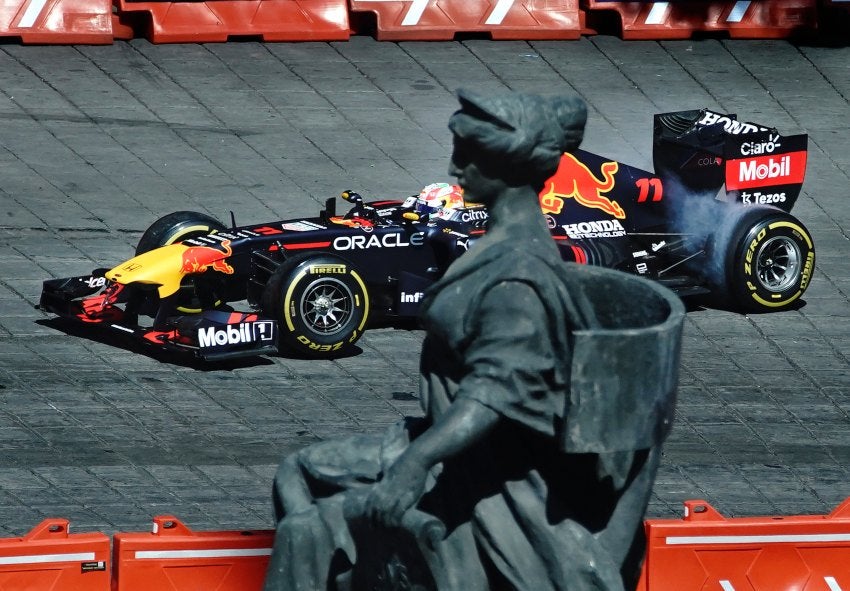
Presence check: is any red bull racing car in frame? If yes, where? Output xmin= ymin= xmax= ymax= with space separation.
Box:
xmin=39 ymin=108 xmax=815 ymax=360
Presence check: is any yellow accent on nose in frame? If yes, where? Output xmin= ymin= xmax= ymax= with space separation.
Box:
xmin=105 ymin=244 xmax=190 ymax=299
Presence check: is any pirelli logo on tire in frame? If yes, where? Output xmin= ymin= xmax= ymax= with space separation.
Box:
xmin=309 ymin=264 xmax=347 ymax=275
xmin=800 ymin=251 xmax=815 ymax=291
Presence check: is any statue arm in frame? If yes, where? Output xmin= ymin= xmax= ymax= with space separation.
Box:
xmin=364 ymin=397 xmax=499 ymax=527
xmin=366 ymin=280 xmax=557 ymax=527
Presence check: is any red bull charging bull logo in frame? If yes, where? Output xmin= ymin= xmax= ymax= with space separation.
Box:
xmin=539 ymin=153 xmax=625 ymax=220
xmin=181 ymin=240 xmax=234 ymax=275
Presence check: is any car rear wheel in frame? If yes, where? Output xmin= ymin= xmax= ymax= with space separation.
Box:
xmin=136 ymin=211 xmax=228 ymax=314
xmin=262 ymin=254 xmax=370 ymax=358
xmin=709 ymin=206 xmax=815 ymax=312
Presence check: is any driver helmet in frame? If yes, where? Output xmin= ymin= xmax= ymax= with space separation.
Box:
xmin=413 ymin=183 xmax=465 ymax=216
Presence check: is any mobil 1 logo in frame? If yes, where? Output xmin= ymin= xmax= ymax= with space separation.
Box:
xmin=198 ymin=321 xmax=276 ymax=348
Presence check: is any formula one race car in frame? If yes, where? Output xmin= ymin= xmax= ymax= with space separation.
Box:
xmin=39 ymin=108 xmax=815 ymax=360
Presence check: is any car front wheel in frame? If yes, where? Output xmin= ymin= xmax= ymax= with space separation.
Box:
xmin=262 ymin=254 xmax=370 ymax=358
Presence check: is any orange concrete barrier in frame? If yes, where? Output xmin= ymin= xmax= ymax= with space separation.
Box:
xmin=350 ymin=0 xmax=584 ymax=40
xmin=0 ymin=0 xmax=115 ymax=44
xmin=0 ymin=518 xmax=110 ymax=591
xmin=7 ymin=500 xmax=850 ymax=590
xmin=114 ymin=0 xmax=350 ymax=43
xmin=642 ymin=498 xmax=850 ymax=590
xmin=112 ymin=515 xmax=274 ymax=591
xmin=0 ymin=0 xmax=833 ymax=43
xmin=584 ymin=0 xmax=818 ymax=39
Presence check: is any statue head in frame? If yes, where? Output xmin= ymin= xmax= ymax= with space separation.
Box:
xmin=448 ymin=89 xmax=587 ymax=195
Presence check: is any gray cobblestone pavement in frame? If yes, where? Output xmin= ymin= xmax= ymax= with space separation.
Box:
xmin=0 ymin=36 xmax=848 ymax=537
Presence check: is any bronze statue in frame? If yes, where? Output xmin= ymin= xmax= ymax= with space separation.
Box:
xmin=264 ymin=89 xmax=684 ymax=591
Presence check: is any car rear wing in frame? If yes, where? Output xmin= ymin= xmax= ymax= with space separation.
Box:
xmin=652 ymin=109 xmax=808 ymax=212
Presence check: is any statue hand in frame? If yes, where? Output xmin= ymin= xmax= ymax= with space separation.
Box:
xmin=364 ymin=456 xmax=429 ymax=529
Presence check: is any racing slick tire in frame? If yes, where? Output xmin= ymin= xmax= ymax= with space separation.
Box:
xmin=136 ymin=211 xmax=226 ymax=255
xmin=262 ymin=254 xmax=370 ymax=359
xmin=136 ymin=211 xmax=228 ymax=314
xmin=708 ymin=206 xmax=815 ymax=312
